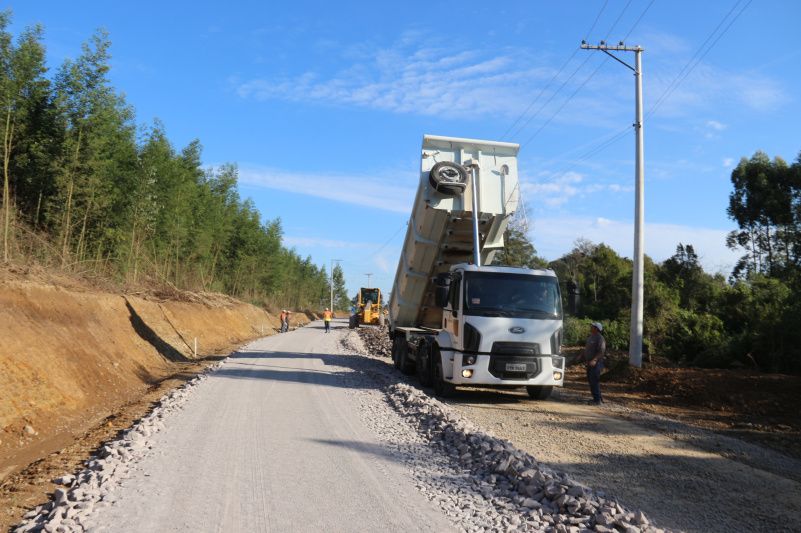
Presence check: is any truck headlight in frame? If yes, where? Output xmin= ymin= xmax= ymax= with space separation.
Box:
xmin=551 ymin=355 xmax=565 ymax=369
xmin=553 ymin=371 xmax=563 ymax=380
xmin=462 ymin=354 xmax=477 ymax=366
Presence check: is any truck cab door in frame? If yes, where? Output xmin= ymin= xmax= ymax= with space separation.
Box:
xmin=443 ymin=273 xmax=462 ymax=349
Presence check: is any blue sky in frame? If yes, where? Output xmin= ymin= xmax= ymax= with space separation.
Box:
xmin=9 ymin=1 xmax=801 ymax=298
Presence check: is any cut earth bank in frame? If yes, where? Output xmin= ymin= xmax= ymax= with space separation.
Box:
xmin=0 ymin=277 xmax=311 ymax=525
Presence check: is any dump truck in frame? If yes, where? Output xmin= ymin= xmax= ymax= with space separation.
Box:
xmin=388 ymin=135 xmax=565 ymax=398
xmin=348 ymin=287 xmax=383 ymax=328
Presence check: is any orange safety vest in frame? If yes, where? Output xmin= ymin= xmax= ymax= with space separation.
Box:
xmin=323 ymin=310 xmax=333 ymax=321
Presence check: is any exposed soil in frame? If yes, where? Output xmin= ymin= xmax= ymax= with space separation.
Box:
xmin=0 ymin=273 xmax=312 ymax=531
xmin=563 ymin=348 xmax=801 ymax=460
xmin=0 ymin=355 xmax=224 ymax=531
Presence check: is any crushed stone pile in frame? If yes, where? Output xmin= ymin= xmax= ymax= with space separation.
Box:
xmin=355 ymin=326 xmax=392 ymax=358
xmin=386 ymin=383 xmax=663 ymax=533
xmin=14 ymin=362 xmax=225 ymax=533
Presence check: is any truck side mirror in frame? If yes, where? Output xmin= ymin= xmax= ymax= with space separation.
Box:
xmin=433 ymin=273 xmax=451 ymax=308
xmin=435 ymin=286 xmax=449 ymax=308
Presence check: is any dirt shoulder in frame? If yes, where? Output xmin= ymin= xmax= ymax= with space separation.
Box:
xmin=562 ymin=348 xmax=801 ymax=461
xmin=0 ymin=355 xmax=225 ymax=531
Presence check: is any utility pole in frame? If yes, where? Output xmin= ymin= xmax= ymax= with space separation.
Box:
xmin=581 ymin=40 xmax=645 ymax=368
xmin=330 ymin=259 xmax=342 ymax=311
xmin=364 ymin=273 xmax=373 ymax=288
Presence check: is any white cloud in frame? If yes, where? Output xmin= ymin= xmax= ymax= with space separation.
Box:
xmin=235 ymin=37 xmax=557 ymax=120
xmin=522 ymin=171 xmax=631 ymax=207
xmin=529 ymin=215 xmax=740 ymax=275
xmin=648 ymin=61 xmax=788 ymax=118
xmin=706 ymin=120 xmax=726 ymax=131
xmin=239 ymin=166 xmax=416 ymax=213
xmin=723 ymin=158 xmax=734 ymax=168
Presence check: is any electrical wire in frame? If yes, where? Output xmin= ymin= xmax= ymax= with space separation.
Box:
xmin=603 ymin=0 xmax=635 ymax=40
xmin=521 ymin=55 xmax=609 ymax=148
xmin=500 ymin=0 xmax=611 ymax=140
xmin=646 ymin=0 xmax=751 ymax=118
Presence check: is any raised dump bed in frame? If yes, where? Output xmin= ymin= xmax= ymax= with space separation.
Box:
xmin=389 ymin=135 xmax=520 ymax=329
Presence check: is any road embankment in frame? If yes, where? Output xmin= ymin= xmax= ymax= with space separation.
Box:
xmin=0 ymin=279 xmax=306 ymax=481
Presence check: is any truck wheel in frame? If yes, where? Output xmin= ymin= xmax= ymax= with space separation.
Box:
xmin=391 ymin=336 xmax=404 ymax=370
xmin=429 ymin=161 xmax=468 ymax=195
xmin=432 ymin=346 xmax=455 ymax=397
xmin=526 ymin=385 xmax=553 ymax=400
xmin=416 ymin=342 xmax=433 ymax=387
xmin=400 ymin=345 xmax=415 ymax=375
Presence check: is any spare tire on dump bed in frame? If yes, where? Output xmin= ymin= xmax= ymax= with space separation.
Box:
xmin=428 ymin=161 xmax=468 ymax=195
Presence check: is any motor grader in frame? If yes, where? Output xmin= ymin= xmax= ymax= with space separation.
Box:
xmin=348 ymin=287 xmax=384 ymax=328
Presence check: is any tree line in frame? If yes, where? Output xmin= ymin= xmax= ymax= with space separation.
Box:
xmin=501 ymin=151 xmax=801 ymax=374
xmin=0 ymin=13 xmax=338 ymax=310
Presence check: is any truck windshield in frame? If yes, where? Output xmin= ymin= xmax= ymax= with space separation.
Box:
xmin=462 ymin=272 xmax=562 ymax=319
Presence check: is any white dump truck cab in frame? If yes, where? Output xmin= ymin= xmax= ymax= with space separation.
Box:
xmin=388 ymin=134 xmax=565 ymax=399
xmin=432 ymin=264 xmax=565 ymax=398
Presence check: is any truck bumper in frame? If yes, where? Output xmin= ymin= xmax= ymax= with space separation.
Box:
xmin=446 ymin=354 xmax=565 ymax=386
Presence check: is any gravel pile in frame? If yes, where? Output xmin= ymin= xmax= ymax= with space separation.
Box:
xmin=338 ymin=331 xmax=666 ymax=532
xmin=388 ymin=383 xmax=660 ymax=533
xmin=356 ymin=326 xmax=392 ymax=358
xmin=14 ymin=362 xmax=225 ymax=533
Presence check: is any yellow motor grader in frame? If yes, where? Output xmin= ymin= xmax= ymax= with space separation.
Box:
xmin=348 ymin=287 xmax=383 ymax=328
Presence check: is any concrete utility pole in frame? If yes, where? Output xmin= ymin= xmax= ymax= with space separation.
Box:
xmin=364 ymin=273 xmax=373 ymax=288
xmin=581 ymin=40 xmax=645 ymax=368
xmin=330 ymin=259 xmax=342 ymax=311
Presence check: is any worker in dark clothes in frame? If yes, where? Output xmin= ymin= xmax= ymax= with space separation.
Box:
xmin=581 ymin=322 xmax=606 ymax=405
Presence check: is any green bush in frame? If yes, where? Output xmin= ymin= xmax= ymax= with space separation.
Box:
xmin=563 ymin=316 xmax=628 ymax=351
xmin=662 ymin=310 xmax=727 ymax=364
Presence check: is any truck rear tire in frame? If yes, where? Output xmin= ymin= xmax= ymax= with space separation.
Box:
xmin=393 ymin=335 xmax=415 ymax=375
xmin=416 ymin=342 xmax=433 ymax=387
xmin=432 ymin=346 xmax=455 ymax=397
xmin=526 ymin=385 xmax=553 ymax=400
xmin=391 ymin=336 xmax=404 ymax=370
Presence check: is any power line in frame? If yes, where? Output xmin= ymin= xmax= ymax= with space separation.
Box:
xmin=372 ymin=222 xmax=406 ymax=256
xmin=521 ymin=55 xmax=608 ymax=147
xmin=585 ymin=0 xmax=611 ymax=40
xmin=501 ymin=0 xmax=611 ymax=140
xmin=603 ymin=0 xmax=635 ymax=40
xmin=622 ymin=0 xmax=657 ymax=41
xmin=647 ymin=0 xmax=752 ymax=118
xmin=508 ymin=54 xmax=594 ymax=141
xmin=517 ymin=0 xmax=653 ymax=149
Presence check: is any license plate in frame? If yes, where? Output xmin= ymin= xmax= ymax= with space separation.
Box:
xmin=505 ymin=363 xmax=527 ymax=372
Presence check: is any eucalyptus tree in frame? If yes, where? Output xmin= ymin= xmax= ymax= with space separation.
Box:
xmin=0 ymin=12 xmax=49 ymax=261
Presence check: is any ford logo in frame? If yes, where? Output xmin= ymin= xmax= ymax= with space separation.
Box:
xmin=509 ymin=327 xmax=525 ymax=334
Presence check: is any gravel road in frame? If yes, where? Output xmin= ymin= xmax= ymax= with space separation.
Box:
xmin=19 ymin=322 xmax=800 ymax=533
xmin=47 ymin=320 xmax=454 ymax=532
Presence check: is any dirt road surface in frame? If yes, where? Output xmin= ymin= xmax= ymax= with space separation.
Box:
xmin=446 ymin=388 xmax=801 ymax=532
xmin=80 ymin=320 xmax=453 ymax=532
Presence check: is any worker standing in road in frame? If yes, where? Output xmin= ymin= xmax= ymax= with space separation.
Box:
xmin=279 ymin=310 xmax=288 ymax=333
xmin=323 ymin=308 xmax=333 ymax=333
xmin=581 ymin=322 xmax=606 ymax=405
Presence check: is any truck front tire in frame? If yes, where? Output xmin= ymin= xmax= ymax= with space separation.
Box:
xmin=526 ymin=385 xmax=553 ymax=400
xmin=432 ymin=346 xmax=455 ymax=397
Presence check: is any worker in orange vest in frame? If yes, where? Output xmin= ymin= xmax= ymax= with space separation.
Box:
xmin=323 ymin=308 xmax=333 ymax=333
xmin=279 ymin=310 xmax=288 ymax=333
